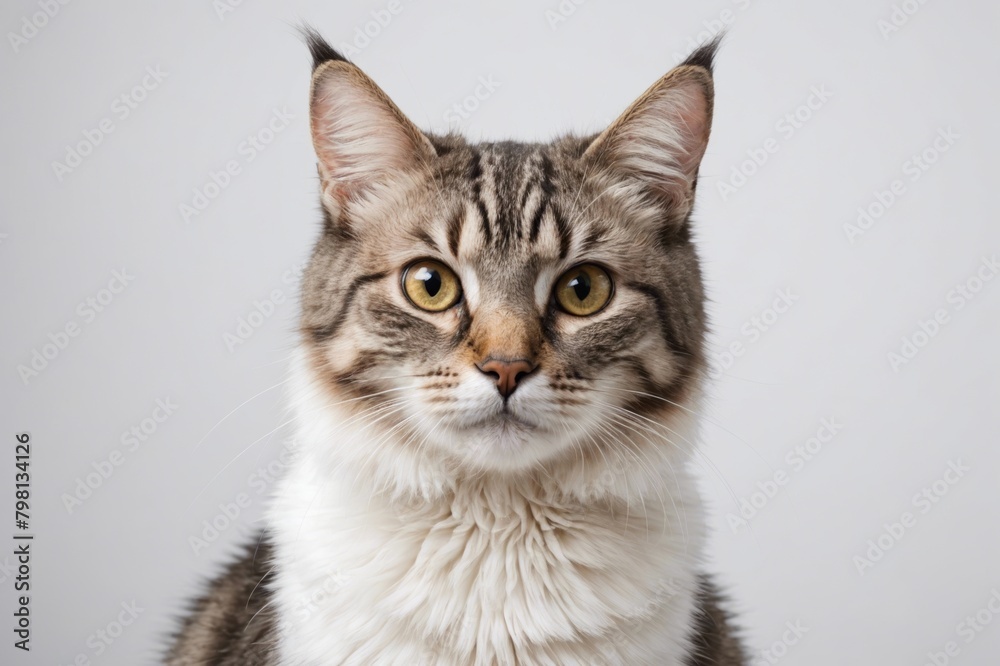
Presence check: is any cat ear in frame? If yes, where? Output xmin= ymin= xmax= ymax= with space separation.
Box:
xmin=304 ymin=29 xmax=436 ymax=215
xmin=584 ymin=40 xmax=718 ymax=215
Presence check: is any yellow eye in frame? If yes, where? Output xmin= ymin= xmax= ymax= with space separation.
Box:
xmin=402 ymin=260 xmax=462 ymax=312
xmin=555 ymin=264 xmax=613 ymax=316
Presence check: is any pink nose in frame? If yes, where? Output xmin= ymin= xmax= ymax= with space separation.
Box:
xmin=477 ymin=358 xmax=537 ymax=399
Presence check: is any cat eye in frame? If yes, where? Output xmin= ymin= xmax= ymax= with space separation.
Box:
xmin=402 ymin=260 xmax=462 ymax=312
xmin=554 ymin=264 xmax=613 ymax=316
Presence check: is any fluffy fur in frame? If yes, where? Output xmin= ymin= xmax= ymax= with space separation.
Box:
xmin=167 ymin=31 xmax=744 ymax=665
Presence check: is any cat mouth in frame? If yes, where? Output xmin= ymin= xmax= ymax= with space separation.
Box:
xmin=471 ymin=409 xmax=537 ymax=432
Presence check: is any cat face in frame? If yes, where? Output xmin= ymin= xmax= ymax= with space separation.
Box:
xmin=299 ymin=34 xmax=715 ymax=473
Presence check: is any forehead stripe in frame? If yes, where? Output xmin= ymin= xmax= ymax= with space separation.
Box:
xmin=467 ymin=150 xmax=493 ymax=246
xmin=528 ymin=153 xmax=555 ymax=243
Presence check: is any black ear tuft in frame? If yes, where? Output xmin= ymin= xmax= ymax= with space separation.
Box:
xmin=680 ymin=34 xmax=722 ymax=73
xmin=298 ymin=24 xmax=348 ymax=70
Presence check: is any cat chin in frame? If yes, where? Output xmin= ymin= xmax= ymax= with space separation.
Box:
xmin=440 ymin=422 xmax=570 ymax=473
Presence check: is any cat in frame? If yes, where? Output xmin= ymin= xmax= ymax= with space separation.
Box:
xmin=166 ymin=27 xmax=745 ymax=666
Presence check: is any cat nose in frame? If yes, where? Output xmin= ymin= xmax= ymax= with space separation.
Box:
xmin=477 ymin=358 xmax=537 ymax=399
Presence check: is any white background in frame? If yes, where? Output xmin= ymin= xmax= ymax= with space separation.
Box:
xmin=1 ymin=0 xmax=998 ymax=664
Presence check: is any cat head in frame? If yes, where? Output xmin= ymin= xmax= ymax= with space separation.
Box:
xmin=297 ymin=29 xmax=716 ymax=480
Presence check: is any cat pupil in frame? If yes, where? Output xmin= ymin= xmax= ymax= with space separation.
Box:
xmin=422 ymin=269 xmax=441 ymax=297
xmin=571 ymin=273 xmax=591 ymax=301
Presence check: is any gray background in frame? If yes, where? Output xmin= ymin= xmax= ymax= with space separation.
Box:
xmin=2 ymin=0 xmax=998 ymax=664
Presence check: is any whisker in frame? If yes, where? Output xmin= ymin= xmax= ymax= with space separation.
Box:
xmin=193 ymin=377 xmax=292 ymax=452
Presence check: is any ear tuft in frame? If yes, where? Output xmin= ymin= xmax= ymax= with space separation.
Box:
xmin=299 ymin=25 xmax=348 ymax=71
xmin=678 ymin=34 xmax=722 ymax=73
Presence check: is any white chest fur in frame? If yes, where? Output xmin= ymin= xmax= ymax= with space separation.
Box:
xmin=266 ymin=361 xmax=706 ymax=665
xmin=268 ymin=456 xmax=704 ymax=664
